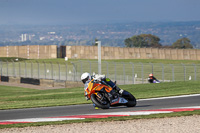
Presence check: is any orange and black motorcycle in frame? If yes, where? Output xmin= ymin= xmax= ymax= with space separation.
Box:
xmin=85 ymin=79 xmax=137 ymax=109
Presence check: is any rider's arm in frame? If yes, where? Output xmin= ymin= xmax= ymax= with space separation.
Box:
xmin=93 ymin=74 xmax=106 ymax=82
xmin=84 ymin=86 xmax=90 ymax=100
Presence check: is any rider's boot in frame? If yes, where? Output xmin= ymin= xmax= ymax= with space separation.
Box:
xmin=93 ymin=103 xmax=99 ymax=109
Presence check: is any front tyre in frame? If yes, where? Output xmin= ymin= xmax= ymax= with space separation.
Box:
xmin=122 ymin=90 xmax=137 ymax=107
xmin=91 ymin=94 xmax=110 ymax=109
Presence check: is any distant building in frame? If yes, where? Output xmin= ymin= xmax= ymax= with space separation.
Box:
xmin=48 ymin=32 xmax=56 ymax=35
xmin=20 ymin=34 xmax=34 ymax=42
xmin=21 ymin=34 xmax=27 ymax=42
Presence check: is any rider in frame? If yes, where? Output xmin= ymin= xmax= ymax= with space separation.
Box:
xmin=81 ymin=72 xmax=123 ymax=101
xmin=148 ymin=73 xmax=160 ymax=83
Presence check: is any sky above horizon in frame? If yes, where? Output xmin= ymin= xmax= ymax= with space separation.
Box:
xmin=0 ymin=0 xmax=200 ymax=25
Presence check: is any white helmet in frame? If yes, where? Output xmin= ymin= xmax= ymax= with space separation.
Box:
xmin=81 ymin=72 xmax=91 ymax=84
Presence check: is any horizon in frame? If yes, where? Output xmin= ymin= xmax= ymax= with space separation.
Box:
xmin=0 ymin=0 xmax=200 ymax=25
xmin=0 ymin=20 xmax=200 ymax=27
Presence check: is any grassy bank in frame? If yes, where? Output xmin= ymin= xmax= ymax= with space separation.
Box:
xmin=0 ymin=81 xmax=200 ymax=110
xmin=1 ymin=57 xmax=200 ymax=64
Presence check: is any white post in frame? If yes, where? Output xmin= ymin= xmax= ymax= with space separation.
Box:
xmin=27 ymin=45 xmax=30 ymax=59
xmin=38 ymin=45 xmax=40 ymax=59
xmin=6 ymin=46 xmax=8 ymax=57
xmin=97 ymin=41 xmax=101 ymax=74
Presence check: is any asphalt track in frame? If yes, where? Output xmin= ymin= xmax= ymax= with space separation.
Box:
xmin=0 ymin=94 xmax=200 ymax=121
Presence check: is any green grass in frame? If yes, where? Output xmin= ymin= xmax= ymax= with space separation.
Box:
xmin=1 ymin=57 xmax=200 ymax=64
xmin=0 ymin=86 xmax=89 ymax=110
xmin=0 ymin=81 xmax=200 ymax=110
xmin=0 ymin=57 xmax=28 ymax=62
xmin=105 ymin=58 xmax=200 ymax=64
xmin=0 ymin=81 xmax=200 ymax=129
xmin=123 ymin=81 xmax=200 ymax=99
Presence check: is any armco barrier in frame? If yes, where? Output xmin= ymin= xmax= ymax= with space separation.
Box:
xmin=9 ymin=77 xmax=20 ymax=84
xmin=54 ymin=80 xmax=66 ymax=88
xmin=40 ymin=79 xmax=54 ymax=87
xmin=20 ymin=78 xmax=40 ymax=85
xmin=0 ymin=76 xmax=83 ymax=88
xmin=40 ymin=79 xmax=83 ymax=88
xmin=0 ymin=76 xmax=9 ymax=82
xmin=65 ymin=81 xmax=83 ymax=88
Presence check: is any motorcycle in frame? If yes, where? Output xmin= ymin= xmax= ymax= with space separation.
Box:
xmin=85 ymin=80 xmax=137 ymax=109
xmin=148 ymin=77 xmax=160 ymax=83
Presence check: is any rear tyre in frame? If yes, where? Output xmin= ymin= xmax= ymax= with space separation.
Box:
xmin=91 ymin=94 xmax=110 ymax=109
xmin=122 ymin=90 xmax=137 ymax=107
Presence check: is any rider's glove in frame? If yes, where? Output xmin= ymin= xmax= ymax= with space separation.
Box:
xmin=93 ymin=74 xmax=106 ymax=81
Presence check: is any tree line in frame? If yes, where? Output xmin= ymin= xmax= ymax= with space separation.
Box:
xmin=124 ymin=34 xmax=193 ymax=49
xmin=0 ymin=33 xmax=194 ymax=49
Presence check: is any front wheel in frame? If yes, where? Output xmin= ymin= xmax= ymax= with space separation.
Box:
xmin=91 ymin=94 xmax=110 ymax=109
xmin=122 ymin=90 xmax=137 ymax=107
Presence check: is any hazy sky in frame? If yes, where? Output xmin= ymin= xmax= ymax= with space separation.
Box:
xmin=0 ymin=0 xmax=200 ymax=25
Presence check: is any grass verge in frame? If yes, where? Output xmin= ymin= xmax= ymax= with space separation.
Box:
xmin=0 ymin=81 xmax=200 ymax=110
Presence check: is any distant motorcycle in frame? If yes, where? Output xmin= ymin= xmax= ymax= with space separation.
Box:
xmin=152 ymin=80 xmax=160 ymax=83
xmin=148 ymin=74 xmax=160 ymax=83
xmin=85 ymin=80 xmax=137 ymax=109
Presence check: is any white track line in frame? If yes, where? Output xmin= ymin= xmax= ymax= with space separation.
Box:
xmin=0 ymin=118 xmax=84 ymax=123
xmin=138 ymin=94 xmax=200 ymax=101
xmin=90 ymin=111 xmax=173 ymax=116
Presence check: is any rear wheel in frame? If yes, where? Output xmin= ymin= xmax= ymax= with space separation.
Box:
xmin=91 ymin=94 xmax=110 ymax=109
xmin=122 ymin=90 xmax=137 ymax=107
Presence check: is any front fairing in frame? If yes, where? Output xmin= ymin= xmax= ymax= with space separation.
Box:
xmin=85 ymin=80 xmax=112 ymax=99
xmin=111 ymin=97 xmax=128 ymax=105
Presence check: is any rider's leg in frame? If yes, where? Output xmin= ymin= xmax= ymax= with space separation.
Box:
xmin=105 ymin=78 xmax=124 ymax=94
xmin=105 ymin=78 xmax=115 ymax=88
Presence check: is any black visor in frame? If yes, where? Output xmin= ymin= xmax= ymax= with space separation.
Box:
xmin=82 ymin=76 xmax=89 ymax=84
